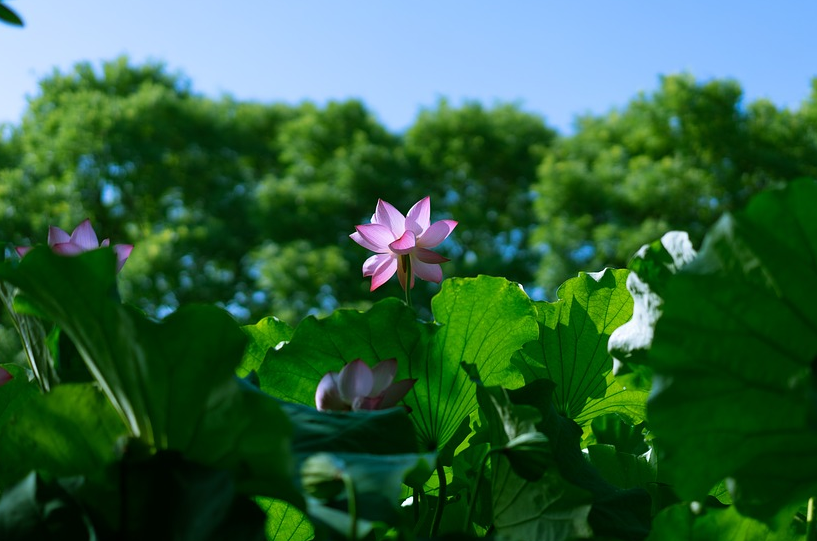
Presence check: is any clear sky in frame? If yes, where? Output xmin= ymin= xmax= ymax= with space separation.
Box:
xmin=1 ymin=1 xmax=815 ymax=134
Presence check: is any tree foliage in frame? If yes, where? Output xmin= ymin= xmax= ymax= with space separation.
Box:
xmin=1 ymin=59 xmax=816 ymax=323
xmin=532 ymin=74 xmax=817 ymax=292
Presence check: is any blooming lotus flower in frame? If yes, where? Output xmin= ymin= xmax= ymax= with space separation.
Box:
xmin=315 ymin=359 xmax=416 ymax=412
xmin=0 ymin=366 xmax=12 ymax=387
xmin=16 ymin=219 xmax=133 ymax=273
xmin=350 ymin=197 xmax=457 ymax=291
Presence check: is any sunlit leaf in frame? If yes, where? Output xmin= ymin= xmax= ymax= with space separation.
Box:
xmin=240 ymin=316 xmax=293 ymax=378
xmin=406 ymin=276 xmax=538 ymax=451
xmin=514 ymin=269 xmax=644 ymax=423
xmin=258 ymin=498 xmax=314 ymax=541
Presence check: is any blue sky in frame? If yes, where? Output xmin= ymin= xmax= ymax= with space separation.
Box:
xmin=1 ymin=1 xmax=815 ymax=134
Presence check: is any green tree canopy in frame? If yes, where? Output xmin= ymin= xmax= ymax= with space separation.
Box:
xmin=2 ymin=59 xmax=815 ymax=327
xmin=532 ymin=74 xmax=817 ymax=293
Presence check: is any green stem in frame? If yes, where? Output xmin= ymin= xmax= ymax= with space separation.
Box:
xmin=808 ymin=497 xmax=816 ymax=541
xmin=402 ymin=255 xmax=413 ymax=308
xmin=464 ymin=449 xmax=496 ymax=532
xmin=343 ymin=473 xmax=358 ymax=541
xmin=413 ymin=487 xmax=419 ymax=522
xmin=430 ymin=463 xmax=447 ymax=537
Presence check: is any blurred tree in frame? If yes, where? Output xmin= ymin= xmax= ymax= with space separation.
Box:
xmin=531 ymin=74 xmax=817 ymax=295
xmin=3 ymin=60 xmax=815 ymax=328
xmin=0 ymin=57 xmax=299 ymax=320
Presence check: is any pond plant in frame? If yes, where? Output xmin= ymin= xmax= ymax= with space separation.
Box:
xmin=0 ymin=182 xmax=816 ymax=540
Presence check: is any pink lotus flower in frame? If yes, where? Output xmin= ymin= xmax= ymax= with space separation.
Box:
xmin=16 ymin=219 xmax=133 ymax=273
xmin=0 ymin=366 xmax=12 ymax=387
xmin=350 ymin=197 xmax=457 ymax=291
xmin=315 ymin=359 xmax=417 ymax=412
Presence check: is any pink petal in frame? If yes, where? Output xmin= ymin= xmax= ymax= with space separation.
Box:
xmin=411 ymin=258 xmax=443 ymax=283
xmin=378 ymin=378 xmax=417 ymax=409
xmin=353 ymin=224 xmax=395 ymax=252
xmin=388 ymin=230 xmax=416 ymax=255
xmin=47 ymin=226 xmax=71 ymax=247
xmin=418 ymin=220 xmax=457 ymax=248
xmin=0 ymin=366 xmax=13 ymax=386
xmin=353 ymin=395 xmax=384 ymax=411
xmin=15 ymin=246 xmax=31 ymax=258
xmin=374 ymin=199 xmax=406 ymax=238
xmin=69 ymin=219 xmax=100 ymax=250
xmin=363 ymin=254 xmax=397 ymax=291
xmin=113 ymin=244 xmax=134 ymax=272
xmin=52 ymin=242 xmax=86 ymax=256
xmin=405 ymin=196 xmax=431 ymax=235
xmin=414 ymin=248 xmax=449 ymax=264
xmin=316 ymin=372 xmax=349 ymax=411
xmin=101 ymin=239 xmax=110 ymax=247
xmin=337 ymin=360 xmax=374 ymax=402
xmin=370 ymin=359 xmax=397 ymax=395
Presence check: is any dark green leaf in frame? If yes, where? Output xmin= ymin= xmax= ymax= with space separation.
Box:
xmin=646 ymin=179 xmax=817 ymax=524
xmin=647 ymin=502 xmax=805 ymax=541
xmin=0 ymin=384 xmax=125 ymax=487
xmin=586 ymin=444 xmax=656 ymax=492
xmin=0 ymin=473 xmax=94 ymax=539
xmin=0 ymin=3 xmax=23 ymax=26
xmin=476 ymin=382 xmax=593 ymax=541
xmin=117 ymin=450 xmax=266 ymax=541
xmin=0 ymin=363 xmax=38 ymax=427
xmin=0 ymin=249 xmax=298 ymax=503
xmin=281 ymin=399 xmax=419 ymax=456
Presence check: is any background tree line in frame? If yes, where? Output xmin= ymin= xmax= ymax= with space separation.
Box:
xmin=1 ymin=57 xmax=816 ymax=337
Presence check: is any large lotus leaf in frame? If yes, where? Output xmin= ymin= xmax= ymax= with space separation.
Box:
xmin=406 ymin=276 xmax=538 ymax=451
xmin=260 ymin=276 xmax=538 ymax=453
xmin=0 ymin=383 xmax=125 ymax=487
xmin=647 ymin=502 xmax=805 ymax=541
xmin=608 ymin=231 xmax=697 ymax=365
xmin=513 ymin=269 xmax=646 ymax=423
xmin=646 ymin=179 xmax=817 ymax=524
xmin=0 ymin=249 xmax=297 ymax=502
xmin=258 ymin=297 xmax=425 ymax=406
